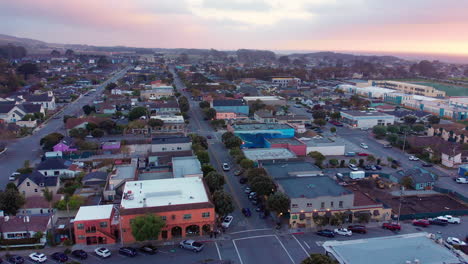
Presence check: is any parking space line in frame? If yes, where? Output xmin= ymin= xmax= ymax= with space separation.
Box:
xmin=233 ymin=234 xmax=275 ymax=241
xmin=304 ymin=241 xmax=311 ymax=249
xmin=232 ymin=239 xmax=244 ymax=264
xmin=292 ymin=235 xmax=310 ymax=257
xmin=274 ymin=235 xmax=295 ymax=264
xmin=229 ymin=228 xmax=272 ymax=235
xmin=215 ymin=242 xmax=222 ymax=260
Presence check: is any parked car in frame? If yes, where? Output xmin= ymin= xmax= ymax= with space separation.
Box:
xmin=364 ymin=165 xmax=372 ymax=170
xmin=334 ymin=228 xmax=352 ymax=236
xmin=412 ymin=219 xmax=430 ymax=227
xmin=422 ymin=162 xmax=433 ymax=167
xmin=437 ymin=215 xmax=461 ymax=224
xmin=7 ymin=256 xmax=24 ymax=264
xmin=360 ymin=143 xmax=369 ymax=149
xmin=29 ymin=253 xmax=47 ymax=263
xmin=119 ymin=247 xmax=137 ymax=257
xmin=179 ymin=240 xmax=204 ymax=252
xmin=234 ymin=169 xmax=244 ymax=176
xmin=383 ymin=144 xmax=392 ymax=148
xmin=221 ymin=215 xmax=234 ymax=228
xmin=429 ymin=218 xmax=448 ymax=226
xmin=242 ymin=208 xmax=251 ymax=217
xmin=409 ymin=156 xmax=419 ymax=161
xmin=51 ymin=252 xmax=68 ymax=262
xmin=139 ymin=244 xmax=158 ymax=255
xmin=456 ymin=178 xmax=468 ymax=184
xmin=371 ymin=165 xmax=377 ymax=171
xmin=95 ymin=247 xmax=111 ymax=258
xmin=244 ymin=187 xmax=252 ymax=194
xmin=447 ymin=237 xmax=467 ymax=246
xmin=71 ymin=250 xmax=88 ymax=260
xmin=239 ymin=177 xmax=248 ymax=184
xmin=345 ymin=152 xmax=356 ymax=157
xmin=357 ymin=152 xmax=369 ymax=156
xmin=348 ymin=164 xmax=358 ymax=171
xmin=347 ymin=225 xmax=367 ymax=234
xmin=222 ymin=163 xmax=230 ymax=171
xmin=382 ymin=223 xmax=401 ymax=231
xmin=375 ymin=165 xmax=382 ymax=170
xmin=316 ymin=229 xmax=335 ymax=238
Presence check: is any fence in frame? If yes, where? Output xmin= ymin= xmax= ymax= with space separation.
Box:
xmin=433 ymin=186 xmax=468 ymax=204
xmin=398 ymin=210 xmax=468 ymax=221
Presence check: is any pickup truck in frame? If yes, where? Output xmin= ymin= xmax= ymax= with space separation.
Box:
xmin=436 ymin=215 xmax=461 ymax=224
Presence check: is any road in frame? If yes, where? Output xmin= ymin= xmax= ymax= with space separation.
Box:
xmin=0 ymin=66 xmax=131 ymax=188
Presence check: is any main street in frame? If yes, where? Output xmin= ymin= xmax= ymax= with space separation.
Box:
xmin=0 ymin=66 xmax=131 ymax=188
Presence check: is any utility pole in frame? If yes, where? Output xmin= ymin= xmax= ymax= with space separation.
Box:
xmin=397 ymin=186 xmax=404 ymax=224
xmin=402 ymin=131 xmax=407 ymax=153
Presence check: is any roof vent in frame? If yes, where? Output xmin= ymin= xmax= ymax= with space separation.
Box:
xmin=189 ymin=196 xmax=194 ymax=199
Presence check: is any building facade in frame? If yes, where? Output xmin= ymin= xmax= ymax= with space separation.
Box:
xmin=340 ymin=111 xmax=395 ymax=129
xmin=370 ymin=80 xmax=445 ymax=98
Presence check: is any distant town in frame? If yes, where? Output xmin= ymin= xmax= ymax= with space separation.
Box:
xmin=0 ymin=38 xmax=467 ymax=264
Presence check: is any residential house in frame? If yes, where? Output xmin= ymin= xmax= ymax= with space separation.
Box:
xmin=95 ymin=103 xmax=117 ymax=114
xmin=151 ymin=136 xmax=192 ymax=152
xmin=0 ymin=215 xmax=49 ymax=243
xmin=17 ymin=171 xmax=60 ymax=198
xmin=74 ymin=205 xmax=117 ymax=245
xmin=24 ymin=92 xmax=56 ymax=110
xmin=386 ymin=110 xmax=431 ymax=124
xmin=36 ymin=159 xmax=78 ymax=178
xmin=407 ymin=136 xmax=466 ymax=168
xmin=82 ymin=171 xmax=108 ymax=186
xmin=427 ymin=123 xmax=468 ymax=144
xmin=65 ymin=117 xmax=108 ymax=133
xmin=391 ymin=167 xmax=436 ymax=190
xmin=0 ymin=104 xmax=26 ymax=123
xmin=19 ymin=195 xmax=60 ymax=216
xmin=140 ymin=88 xmax=174 ymax=100
xmin=53 ymin=137 xmax=77 ymax=153
xmin=149 ymin=115 xmax=185 ymax=133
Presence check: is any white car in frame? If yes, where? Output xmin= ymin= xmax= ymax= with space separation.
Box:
xmin=221 ymin=215 xmax=234 ymax=228
xmin=222 ymin=163 xmax=230 ymax=171
xmin=408 ymin=156 xmax=419 ymax=161
xmin=359 ymin=143 xmax=368 ymax=149
xmin=29 ymin=252 xmax=47 ymax=263
xmin=95 ymin=247 xmax=111 ymax=258
xmin=456 ymin=178 xmax=468 ymax=184
xmin=437 ymin=215 xmax=461 ymax=224
xmin=447 ymin=237 xmax=466 ymax=246
xmin=244 ymin=187 xmax=251 ymax=194
xmin=334 ymin=228 xmax=352 ymax=236
xmin=348 ymin=164 xmax=358 ymax=171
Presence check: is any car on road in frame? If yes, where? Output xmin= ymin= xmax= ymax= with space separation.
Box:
xmin=334 ymin=228 xmax=352 ymax=236
xmin=244 ymin=187 xmax=252 ymax=194
xmin=357 ymin=152 xmax=369 ymax=156
xmin=222 ymin=163 xmax=230 ymax=171
xmin=139 ymin=244 xmax=158 ymax=255
xmin=71 ymin=250 xmax=88 ymax=260
xmin=429 ymin=218 xmax=448 ymax=226
xmin=239 ymin=177 xmax=248 ymax=184
xmin=348 ymin=164 xmax=358 ymax=171
xmin=456 ymin=178 xmax=468 ymax=184
xmin=447 ymin=237 xmax=467 ymax=246
xmin=9 ymin=172 xmax=20 ymax=181
xmin=364 ymin=165 xmax=372 ymax=170
xmin=29 ymin=253 xmax=47 ymax=263
xmin=412 ymin=219 xmax=430 ymax=227
xmin=234 ymin=169 xmax=244 ymax=176
xmin=119 ymin=247 xmax=137 ymax=257
xmin=347 ymin=225 xmax=367 ymax=234
xmin=409 ymin=156 xmax=419 ymax=161
xmin=383 ymin=144 xmax=392 ymax=148
xmin=316 ymin=229 xmax=335 ymax=238
xmin=437 ymin=215 xmax=461 ymax=224
xmin=221 ymin=215 xmax=234 ymax=228
xmin=375 ymin=165 xmax=382 ymax=170
xmin=51 ymin=252 xmax=68 ymax=262
xmin=179 ymin=240 xmax=205 ymax=252
xmin=422 ymin=162 xmax=433 ymax=167
xmin=242 ymin=208 xmax=251 ymax=217
xmin=360 ymin=143 xmax=369 ymax=149
xmin=329 ymin=121 xmax=344 ymax=127
xmin=382 ymin=223 xmax=401 ymax=231
xmin=95 ymin=247 xmax=111 ymax=258
xmin=8 ymin=256 xmax=24 ymax=264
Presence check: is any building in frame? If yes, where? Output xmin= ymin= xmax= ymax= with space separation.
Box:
xmin=264 ymin=137 xmax=307 ymax=156
xmin=253 ymin=110 xmax=277 ymax=123
xmin=140 ymin=88 xmax=174 ymax=100
xmin=0 ymin=215 xmax=49 ymax=244
xmin=24 ymin=92 xmax=56 ymax=110
xmin=119 ymin=177 xmax=215 ymax=242
xmin=323 ymin=232 xmax=462 ymax=264
xmin=36 ymin=159 xmax=78 ymax=178
xmin=17 ymin=171 xmax=60 ymax=198
xmin=82 ymin=171 xmax=108 ymax=186
xmin=302 ymin=136 xmax=346 ymax=156
xmin=243 ymin=96 xmax=287 ymax=106
xmin=340 ymin=110 xmax=395 ymax=129
xmin=215 ymin=111 xmax=248 ymax=121
xmin=74 ymin=205 xmax=117 ymax=245
xmin=150 ymin=115 xmax=185 ymax=133
xmin=370 ymin=80 xmax=446 ymax=98
xmin=355 ymin=86 xmax=397 ymax=99
xmin=386 ymin=110 xmax=431 ymax=123
xmin=383 ymin=93 xmax=413 ymax=105
xmin=172 ymin=156 xmax=203 ymax=178
xmin=243 ymin=148 xmax=297 ymax=162
xmin=271 ymin=77 xmax=301 ymax=87
xmin=151 ymin=136 xmax=192 ymax=152
xmin=228 ymin=123 xmax=295 ymax=148
xmin=103 ymin=163 xmax=137 ymax=201
xmin=407 ymin=136 xmax=466 ymax=168
xmin=211 ymin=99 xmax=249 ymax=115
xmin=0 ymin=103 xmax=44 ymax=124
xmin=391 ymin=168 xmax=436 ymax=190
xmin=261 ymin=160 xmax=322 ymax=179
xmin=426 ymin=123 xmax=468 ymax=144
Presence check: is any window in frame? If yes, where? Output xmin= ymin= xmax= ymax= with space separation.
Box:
xmin=100 ymin=222 xmax=108 ymax=228
xmin=330 ymin=201 xmax=334 ymax=208
xmin=54 ymin=171 xmax=59 ymax=175
xmin=183 ymin=214 xmax=192 ymax=220
xmin=339 ymin=201 xmax=343 ymax=208
xmin=320 ymin=202 xmax=325 ymax=209
xmin=177 ymin=147 xmax=182 ymax=150
xmin=292 ymin=204 xmax=298 ymax=208
xmin=26 ymin=182 xmax=30 ymax=186
xmin=291 ymin=215 xmax=298 ymax=220
xmin=78 ymin=235 xmax=85 ymax=240
xmin=161 ymin=216 xmax=167 ymax=221
xmin=162 ymin=147 xmax=167 ymax=151
xmin=306 ymin=203 xmax=313 ymax=207
xmin=34 ymin=189 xmax=38 ymax=193
xmin=202 ymin=212 xmax=210 ymax=218
xmin=77 ymin=224 xmax=84 ymax=229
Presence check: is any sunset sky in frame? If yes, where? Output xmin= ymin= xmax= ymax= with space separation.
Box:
xmin=1 ymin=0 xmax=468 ymax=55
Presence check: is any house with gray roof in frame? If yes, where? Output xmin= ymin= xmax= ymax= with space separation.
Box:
xmin=391 ymin=167 xmax=436 ymax=190
xmin=17 ymin=170 xmax=60 ymax=198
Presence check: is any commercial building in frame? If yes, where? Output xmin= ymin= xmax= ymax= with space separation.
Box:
xmin=261 ymin=160 xmax=322 ymax=179
xmin=119 ymin=177 xmax=215 ymax=242
xmin=228 ymin=123 xmax=295 ymax=148
xmin=140 ymin=87 xmax=174 ymax=100
xmin=354 ymin=86 xmax=397 ymax=99
xmin=271 ymin=77 xmax=301 ymax=87
xmin=243 ymin=148 xmax=296 ymax=162
xmin=243 ymin=96 xmax=287 ymax=106
xmin=151 ymin=136 xmax=192 ymax=153
xmin=211 ymin=99 xmax=249 ymax=115
xmin=323 ymin=233 xmax=462 ymax=264
xmin=370 ymin=80 xmax=446 ymax=98
xmin=74 ymin=205 xmax=117 ymax=245
xmin=340 ymin=110 xmax=395 ymax=129
xmin=264 ymin=137 xmax=307 ymax=156
xmin=172 ymin=156 xmax=203 ymax=178
xmin=302 ymin=136 xmax=346 ymax=156
xmin=383 ymin=92 xmax=413 ymax=105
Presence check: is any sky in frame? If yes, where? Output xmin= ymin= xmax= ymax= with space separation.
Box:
xmin=1 ymin=0 xmax=468 ymax=56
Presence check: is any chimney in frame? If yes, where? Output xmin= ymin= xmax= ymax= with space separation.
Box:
xmin=4 ymin=216 xmax=9 ymax=222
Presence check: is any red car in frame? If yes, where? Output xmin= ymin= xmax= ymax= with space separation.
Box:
xmin=412 ymin=219 xmax=430 ymax=227
xmin=348 ymin=225 xmax=367 ymax=234
xmin=357 ymin=152 xmax=369 ymax=156
xmin=382 ymin=223 xmax=401 ymax=231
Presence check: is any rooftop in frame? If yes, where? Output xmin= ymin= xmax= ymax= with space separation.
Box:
xmin=172 ymin=156 xmax=202 ymax=178
xmin=213 ymin=99 xmax=246 ymax=107
xmin=243 ymin=148 xmax=296 ymax=161
xmin=121 ymin=177 xmax=209 ymax=209
xmin=266 ymin=137 xmax=306 ymax=146
xmin=151 ymin=136 xmax=191 ymax=145
xmin=261 ymin=161 xmax=321 ymax=179
xmin=277 ymin=176 xmax=352 ymax=199
xmin=341 ymin=110 xmax=393 ymax=117
xmin=302 ymin=136 xmax=346 ymax=147
xmin=323 ymin=232 xmax=461 ymax=264
xmin=74 ymin=204 xmax=114 ymax=222
xmin=243 ymin=96 xmax=285 ymax=101
xmin=231 ymin=123 xmax=293 ymax=131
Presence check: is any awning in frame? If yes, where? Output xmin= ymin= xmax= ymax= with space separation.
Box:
xmin=354 ymin=210 xmax=371 ymax=216
xmin=313 ymin=212 xmax=319 ymax=218
xmin=325 ymin=211 xmax=332 ymax=217
xmin=299 ymin=213 xmax=306 ymax=220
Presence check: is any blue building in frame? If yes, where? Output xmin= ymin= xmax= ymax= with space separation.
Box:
xmin=458 ymin=164 xmax=468 ymax=177
xmin=212 ymin=99 xmax=249 ymax=115
xmin=230 ymin=123 xmax=295 ymax=148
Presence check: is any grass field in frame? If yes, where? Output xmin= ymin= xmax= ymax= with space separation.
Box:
xmin=409 ymin=81 xmax=468 ymax=96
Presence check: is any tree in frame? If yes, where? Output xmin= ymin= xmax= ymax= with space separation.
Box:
xmin=251 ymin=177 xmax=276 ymax=196
xmin=178 ymin=96 xmax=190 ymax=112
xmin=202 ymin=164 xmax=216 ymax=176
xmin=400 ymin=176 xmax=413 ymax=189
xmin=50 ymin=50 xmax=60 ymax=56
xmin=0 ymin=189 xmax=25 ymax=215
xmin=251 ymin=99 xmax=266 ymax=112
xmin=40 ymin=132 xmax=64 ymax=150
xmin=55 ymin=195 xmax=84 ymax=210
xmin=267 ymin=192 xmax=290 ymax=216
xmin=222 ymin=132 xmax=235 ymax=142
xmin=131 ymin=214 xmax=166 ymax=241
xmin=82 ymin=105 xmax=95 ymax=115
xmin=199 ymin=101 xmax=210 ymax=109
xmin=204 ymin=172 xmax=225 ymax=193
xmin=240 ymin=159 xmax=254 ymax=169
xmin=69 ymin=128 xmax=88 ymax=139
xmin=6 ymin=182 xmax=18 ymax=191
xmin=330 ymin=112 xmax=341 ymax=120
xmin=330 ymin=212 xmax=346 ymax=226
xmin=17 ymin=63 xmax=38 ymax=79
xmin=148 ymin=118 xmax=164 ymax=128
xmin=247 ymin=168 xmax=267 ymax=182
xmin=42 ymin=188 xmax=54 ymax=237
xmin=403 ymin=115 xmax=417 ymax=125
xmin=339 ymin=160 xmax=346 ymax=168
xmin=349 ymin=158 xmax=357 ymax=164
xmin=428 ymin=115 xmax=440 ymax=124
xmin=105 ymin=82 xmax=117 ymax=91
xmin=99 ymin=120 xmax=117 ymax=133
xmin=387 ymin=125 xmax=399 ymax=134
xmin=358 ymin=159 xmax=365 ymax=167
xmin=301 ymin=253 xmax=338 ymax=264
xmin=65 ymin=49 xmax=74 ymax=56
xmin=308 ymin=151 xmax=326 ymax=163
xmin=204 ymin=108 xmax=216 ymax=120
xmin=328 ymin=159 xmax=339 ymax=167
xmin=85 ymin=122 xmax=98 ymax=131
xmin=212 ymin=190 xmax=235 ymax=217
xmin=313 ymin=118 xmax=326 ymax=127
xmin=373 ymin=125 xmax=387 ymax=139
xmin=128 ymin=107 xmax=148 ymax=121
xmin=366 ymin=155 xmax=376 ymax=162
xmin=278 ymin=56 xmax=290 ymax=64
xmin=224 ymin=136 xmax=243 ymax=149
xmin=356 ymin=213 xmax=371 ymax=224
xmin=312 ymin=110 xmax=327 ymax=120
xmin=330 ymin=127 xmax=337 ymax=134
xmin=196 ymin=151 xmax=210 ymax=164
xmin=412 ymin=124 xmax=425 ymax=133
xmin=91 ymin=128 xmax=104 ymax=138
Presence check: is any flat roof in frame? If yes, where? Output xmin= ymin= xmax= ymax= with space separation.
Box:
xmin=243 ymin=96 xmax=285 ymax=101
xmin=232 ymin=123 xmax=293 ymax=131
xmin=277 ymin=176 xmax=351 ymax=198
xmin=323 ymin=233 xmax=462 ymax=264
xmin=113 ymin=165 xmax=136 ymax=180
xmin=266 ymin=137 xmax=305 ymax=146
xmin=172 ymin=156 xmax=202 ymax=178
xmin=341 ymin=110 xmax=392 ymax=117
xmin=121 ymin=177 xmax=209 ymax=209
xmin=74 ymin=204 xmax=114 ymax=222
xmin=151 ymin=136 xmax=191 ymax=144
xmin=243 ymin=148 xmax=296 ymax=161
xmin=261 ymin=161 xmax=321 ymax=179
xmin=302 ymin=136 xmax=346 ymax=147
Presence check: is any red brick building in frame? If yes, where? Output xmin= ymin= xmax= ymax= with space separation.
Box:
xmin=73 ymin=205 xmax=118 ymax=245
